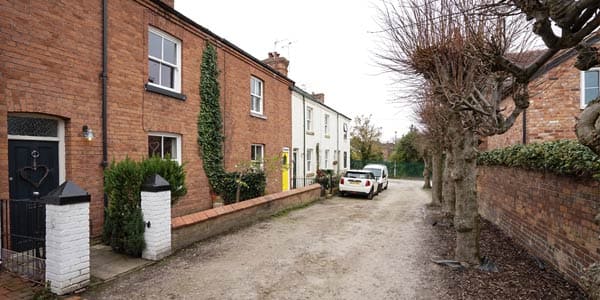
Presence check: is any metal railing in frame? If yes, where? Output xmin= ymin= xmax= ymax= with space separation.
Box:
xmin=1 ymin=198 xmax=46 ymax=283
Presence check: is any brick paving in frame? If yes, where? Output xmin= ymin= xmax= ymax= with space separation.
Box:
xmin=0 ymin=270 xmax=42 ymax=299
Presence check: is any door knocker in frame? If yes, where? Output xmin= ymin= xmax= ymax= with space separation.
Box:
xmin=18 ymin=150 xmax=49 ymax=189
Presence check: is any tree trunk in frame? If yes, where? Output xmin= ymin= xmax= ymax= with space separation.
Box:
xmin=422 ymin=153 xmax=432 ymax=189
xmin=451 ymin=127 xmax=480 ymax=266
xmin=430 ymin=148 xmax=443 ymax=206
xmin=442 ymin=151 xmax=455 ymax=219
xmin=576 ymin=101 xmax=600 ymax=155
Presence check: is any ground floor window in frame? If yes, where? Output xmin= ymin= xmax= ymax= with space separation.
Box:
xmin=343 ymin=151 xmax=347 ymax=168
xmin=148 ymin=133 xmax=181 ymax=164
xmin=306 ymin=149 xmax=313 ymax=172
xmin=251 ymin=144 xmax=264 ymax=169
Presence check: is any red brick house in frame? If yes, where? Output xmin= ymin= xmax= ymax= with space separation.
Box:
xmin=486 ymin=35 xmax=600 ymax=150
xmin=0 ymin=0 xmax=293 ymax=237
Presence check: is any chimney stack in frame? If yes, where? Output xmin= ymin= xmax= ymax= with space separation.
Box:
xmin=262 ymin=52 xmax=290 ymax=77
xmin=312 ymin=93 xmax=325 ymax=104
xmin=161 ymin=0 xmax=174 ymax=8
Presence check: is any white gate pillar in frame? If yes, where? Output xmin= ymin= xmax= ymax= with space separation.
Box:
xmin=42 ymin=181 xmax=90 ymax=295
xmin=141 ymin=174 xmax=171 ymax=261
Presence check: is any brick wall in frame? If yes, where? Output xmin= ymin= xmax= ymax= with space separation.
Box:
xmin=487 ymin=54 xmax=583 ymax=150
xmin=478 ymin=166 xmax=600 ymax=285
xmin=1 ymin=0 xmax=292 ymax=237
xmin=172 ymin=184 xmax=322 ymax=251
xmin=0 ymin=0 xmax=105 ymax=234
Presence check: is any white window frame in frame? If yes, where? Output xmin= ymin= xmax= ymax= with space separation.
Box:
xmin=148 ymin=132 xmax=182 ymax=164
xmin=324 ymin=114 xmax=330 ymax=136
xmin=581 ymin=68 xmax=600 ymax=109
xmin=306 ymin=106 xmax=314 ymax=132
xmin=251 ymin=144 xmax=265 ymax=169
xmin=148 ymin=27 xmax=182 ymax=93
xmin=306 ymin=148 xmax=313 ymax=172
xmin=251 ymin=76 xmax=264 ymax=115
xmin=324 ymin=149 xmax=329 ymax=169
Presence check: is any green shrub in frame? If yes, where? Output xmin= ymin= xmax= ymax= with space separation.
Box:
xmin=102 ymin=157 xmax=145 ymax=256
xmin=103 ymin=156 xmax=187 ymax=256
xmin=478 ymin=140 xmax=600 ymax=179
xmin=141 ymin=156 xmax=187 ymax=204
xmin=220 ymin=171 xmax=266 ymax=204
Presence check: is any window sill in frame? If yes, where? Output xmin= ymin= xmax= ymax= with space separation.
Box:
xmin=306 ymin=131 xmax=314 ymax=136
xmin=145 ymin=83 xmax=187 ymax=101
xmin=324 ymin=135 xmax=331 ymax=139
xmin=250 ymin=112 xmax=267 ymax=120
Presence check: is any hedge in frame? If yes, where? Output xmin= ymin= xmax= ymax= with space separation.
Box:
xmin=477 ymin=140 xmax=600 ymax=180
xmin=103 ymin=156 xmax=187 ymax=256
xmin=220 ymin=171 xmax=266 ymax=205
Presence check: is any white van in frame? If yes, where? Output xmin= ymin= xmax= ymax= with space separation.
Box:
xmin=362 ymin=164 xmax=389 ymax=193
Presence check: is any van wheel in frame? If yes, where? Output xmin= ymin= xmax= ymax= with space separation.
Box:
xmin=384 ymin=182 xmax=388 ymax=190
xmin=367 ymin=188 xmax=374 ymax=200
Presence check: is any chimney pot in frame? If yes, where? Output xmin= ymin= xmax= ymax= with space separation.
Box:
xmin=262 ymin=52 xmax=290 ymax=77
xmin=312 ymin=93 xmax=325 ymax=103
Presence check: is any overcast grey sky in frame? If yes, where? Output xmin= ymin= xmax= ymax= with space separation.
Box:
xmin=175 ymin=0 xmax=415 ymax=142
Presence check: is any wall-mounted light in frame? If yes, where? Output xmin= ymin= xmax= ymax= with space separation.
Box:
xmin=82 ymin=125 xmax=94 ymax=141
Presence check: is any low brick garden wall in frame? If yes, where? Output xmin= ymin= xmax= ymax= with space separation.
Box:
xmin=478 ymin=166 xmax=600 ymax=285
xmin=171 ymin=184 xmax=322 ymax=250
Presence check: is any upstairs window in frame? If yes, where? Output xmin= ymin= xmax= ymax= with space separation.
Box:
xmin=251 ymin=77 xmax=264 ymax=115
xmin=582 ymin=69 xmax=600 ymax=108
xmin=324 ymin=114 xmax=330 ymax=136
xmin=148 ymin=133 xmax=181 ymax=164
xmin=148 ymin=27 xmax=181 ymax=92
xmin=306 ymin=107 xmax=313 ymax=132
xmin=251 ymin=144 xmax=264 ymax=169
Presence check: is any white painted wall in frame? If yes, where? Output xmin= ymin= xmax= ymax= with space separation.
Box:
xmin=46 ymin=202 xmax=90 ymax=295
xmin=141 ymin=190 xmax=172 ymax=260
xmin=291 ymin=89 xmax=351 ymax=188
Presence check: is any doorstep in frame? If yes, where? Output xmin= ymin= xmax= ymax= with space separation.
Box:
xmin=90 ymin=244 xmax=153 ymax=284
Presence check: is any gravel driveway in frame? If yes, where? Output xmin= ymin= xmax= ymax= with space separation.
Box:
xmin=85 ymin=179 xmax=445 ymax=299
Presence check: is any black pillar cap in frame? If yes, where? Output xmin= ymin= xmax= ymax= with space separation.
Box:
xmin=41 ymin=181 xmax=91 ymax=205
xmin=142 ymin=174 xmax=171 ymax=192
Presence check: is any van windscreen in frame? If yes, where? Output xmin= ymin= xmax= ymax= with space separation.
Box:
xmin=363 ymin=168 xmax=381 ymax=177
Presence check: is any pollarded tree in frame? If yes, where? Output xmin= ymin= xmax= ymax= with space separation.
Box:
xmin=377 ymin=0 xmax=543 ymax=265
xmin=414 ymin=89 xmax=452 ymax=210
xmin=488 ymin=1 xmax=600 ymax=155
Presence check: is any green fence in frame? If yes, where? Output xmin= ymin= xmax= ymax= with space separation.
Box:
xmin=350 ymin=160 xmax=424 ymax=178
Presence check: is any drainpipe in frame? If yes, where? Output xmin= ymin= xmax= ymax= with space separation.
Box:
xmin=302 ymin=94 xmax=306 ymax=187
xmin=522 ymin=110 xmax=527 ymax=144
xmin=335 ymin=113 xmax=339 ymax=174
xmin=101 ymin=0 xmax=109 ymax=207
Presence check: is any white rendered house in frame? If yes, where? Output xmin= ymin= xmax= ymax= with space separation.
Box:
xmin=291 ymin=87 xmax=351 ymax=188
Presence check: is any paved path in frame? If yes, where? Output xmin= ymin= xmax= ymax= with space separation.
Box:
xmin=85 ymin=179 xmax=443 ymax=299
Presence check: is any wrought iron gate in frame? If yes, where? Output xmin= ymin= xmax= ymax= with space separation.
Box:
xmin=1 ymin=198 xmax=46 ymax=283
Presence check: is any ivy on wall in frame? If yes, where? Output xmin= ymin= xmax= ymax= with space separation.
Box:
xmin=198 ymin=42 xmax=226 ymax=193
xmin=478 ymin=140 xmax=600 ymax=180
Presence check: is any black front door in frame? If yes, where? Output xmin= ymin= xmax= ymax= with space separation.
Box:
xmin=292 ymin=151 xmax=297 ymax=189
xmin=8 ymin=140 xmax=59 ymax=252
